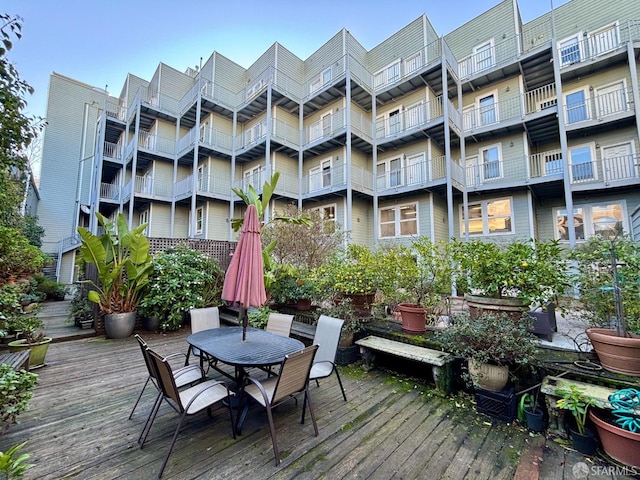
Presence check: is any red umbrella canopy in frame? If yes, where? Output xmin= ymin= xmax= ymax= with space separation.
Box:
xmin=222 ymin=204 xmax=267 ymax=309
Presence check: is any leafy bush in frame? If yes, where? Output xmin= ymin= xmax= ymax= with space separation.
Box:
xmin=30 ymin=274 xmax=67 ymax=301
xmin=140 ymin=244 xmax=224 ymax=331
xmin=0 ymin=364 xmax=38 ymax=432
xmin=247 ymin=306 xmax=276 ymax=329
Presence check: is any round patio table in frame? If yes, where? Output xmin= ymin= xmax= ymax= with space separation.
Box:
xmin=188 ymin=326 xmax=305 ymax=433
xmin=187 ymin=326 xmax=304 ymax=371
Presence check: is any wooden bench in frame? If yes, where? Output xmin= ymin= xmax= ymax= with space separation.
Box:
xmin=0 ymin=350 xmax=31 ymax=371
xmin=355 ymin=336 xmax=453 ymax=394
xmin=541 ymin=376 xmax=618 ymax=436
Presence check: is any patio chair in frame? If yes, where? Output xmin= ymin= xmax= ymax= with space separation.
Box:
xmin=308 ymin=315 xmax=347 ymax=402
xmin=239 ymin=344 xmax=319 ymax=466
xmin=129 ymin=334 xmax=203 ymax=421
xmin=143 ymin=348 xmax=235 ymax=479
xmin=186 ymin=306 xmax=220 ymax=369
xmin=265 ymin=313 xmax=294 ymax=337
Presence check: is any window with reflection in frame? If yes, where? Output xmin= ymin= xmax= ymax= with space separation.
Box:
xmin=554 ymin=202 xmax=626 ymax=241
xmin=379 ymin=203 xmax=417 ymax=238
xmin=461 ymin=198 xmax=513 ymax=236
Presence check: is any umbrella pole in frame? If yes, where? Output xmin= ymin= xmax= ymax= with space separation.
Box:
xmin=240 ymin=305 xmax=247 ymax=341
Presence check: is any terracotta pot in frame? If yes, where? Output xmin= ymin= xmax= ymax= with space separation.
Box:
xmin=465 ymin=294 xmax=528 ymax=320
xmin=586 ymin=328 xmax=640 ymax=376
xmin=398 ymin=303 xmax=426 ymax=334
xmin=589 ymin=410 xmax=640 ymax=468
xmin=468 ymin=358 xmax=509 ymax=392
xmin=296 ymin=298 xmax=312 ymax=311
xmin=336 ymin=293 xmax=375 ymax=315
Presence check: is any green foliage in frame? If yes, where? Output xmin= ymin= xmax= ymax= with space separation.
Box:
xmin=555 ymin=384 xmax=600 ymax=435
xmin=9 ymin=316 xmax=44 ymax=344
xmin=76 ymin=213 xmax=153 ymax=314
xmin=18 ymin=216 xmax=44 ymax=248
xmin=381 ymin=237 xmax=454 ymax=312
xmin=270 ymin=267 xmax=318 ymax=304
xmin=452 ymin=238 xmax=569 ymax=308
xmin=30 ymin=274 xmax=67 ymax=301
xmin=247 ymin=305 xmax=276 ymax=329
xmin=231 ymin=171 xmax=280 ymax=232
xmin=0 ymin=364 xmax=38 ymax=432
xmin=261 ymin=204 xmax=346 ymax=270
xmin=68 ymin=283 xmax=93 ymax=325
xmin=140 ymin=244 xmax=224 ymax=332
xmin=568 ymin=236 xmax=640 ymax=334
xmin=436 ymin=311 xmax=538 ymax=366
xmin=0 ymin=442 xmax=34 ymax=479
xmin=317 ymin=298 xmax=362 ymax=335
xmin=312 ymin=244 xmax=383 ymax=297
xmin=0 ymin=226 xmax=48 ymax=278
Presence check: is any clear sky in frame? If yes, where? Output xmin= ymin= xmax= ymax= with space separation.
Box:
xmin=5 ymin=0 xmax=567 ymax=122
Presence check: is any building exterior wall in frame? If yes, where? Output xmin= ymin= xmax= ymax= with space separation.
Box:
xmin=37 ymin=0 xmax=640 ymax=283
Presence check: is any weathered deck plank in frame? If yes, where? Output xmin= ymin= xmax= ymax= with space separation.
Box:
xmin=0 ymin=323 xmax=634 ymax=480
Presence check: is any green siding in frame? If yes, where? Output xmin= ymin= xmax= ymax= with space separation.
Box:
xmin=367 ymin=16 xmax=426 ymax=72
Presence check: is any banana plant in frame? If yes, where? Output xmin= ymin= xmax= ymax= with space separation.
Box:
xmin=76 ymin=213 xmax=154 ymax=314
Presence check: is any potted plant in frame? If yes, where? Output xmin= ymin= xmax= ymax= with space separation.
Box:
xmin=452 ymin=238 xmax=569 ymax=318
xmin=436 ymin=311 xmax=539 ymax=392
xmin=270 ymin=267 xmax=317 ymax=311
xmin=569 ymin=235 xmax=640 ymax=376
xmin=589 ymin=387 xmax=640 ymax=468
xmin=76 ymin=212 xmax=154 ymax=339
xmin=0 ymin=363 xmax=38 ymax=432
xmin=555 ymin=384 xmax=600 ymax=455
xmin=140 ymin=244 xmax=224 ymax=332
xmin=7 ymin=316 xmax=52 ymax=370
xmin=518 ymin=391 xmax=544 ymax=432
xmin=383 ymin=238 xmax=454 ymax=334
xmin=317 ymin=299 xmax=362 ymax=364
xmin=0 ymin=284 xmax=28 ymax=343
xmin=313 ymin=244 xmax=381 ymax=315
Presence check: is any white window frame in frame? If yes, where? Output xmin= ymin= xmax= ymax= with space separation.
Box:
xmin=601 ymin=140 xmax=638 ymax=181
xmin=480 ymin=144 xmax=503 ymax=181
xmin=377 ymin=156 xmax=403 ymax=189
xmin=594 ymin=79 xmax=628 ymax=118
xmin=461 ymin=197 xmax=514 ymax=237
xmin=554 ymin=201 xmax=628 ymax=241
xmin=477 ymin=90 xmax=498 ymax=126
xmin=379 ymin=202 xmax=418 ymax=238
xmin=564 ymin=86 xmax=590 ymax=124
xmin=558 ymin=33 xmax=583 ymax=66
xmin=569 ymin=143 xmax=597 ymax=183
xmin=197 ymin=164 xmax=207 ymax=191
xmin=404 ymin=52 xmax=423 ymax=75
xmin=195 ymin=206 xmax=204 ymax=235
xmin=406 ymin=152 xmax=426 ymax=185
xmin=309 ymin=67 xmax=332 ymax=94
xmin=139 ymin=209 xmax=150 ymax=236
xmin=462 ymin=104 xmax=476 ymax=131
xmin=309 ymin=158 xmax=332 ymax=192
xmin=243 ymin=165 xmax=263 ymax=190
xmin=473 ymin=39 xmax=495 ymax=73
xmin=587 ymin=22 xmax=620 ymax=58
xmin=374 ymin=60 xmax=401 ymax=89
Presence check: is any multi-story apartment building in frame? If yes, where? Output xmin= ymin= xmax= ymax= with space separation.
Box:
xmin=38 ymin=0 xmax=640 ymax=284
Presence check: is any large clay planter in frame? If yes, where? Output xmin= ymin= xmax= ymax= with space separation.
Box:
xmin=104 ymin=312 xmax=136 ymax=339
xmin=398 ymin=303 xmax=426 ymax=334
xmin=465 ymin=294 xmax=528 ymax=320
xmin=586 ymin=328 xmax=640 ymax=376
xmin=468 ymin=358 xmax=509 ymax=392
xmin=590 ymin=410 xmax=640 ymax=468
xmin=8 ymin=337 xmax=52 ymax=370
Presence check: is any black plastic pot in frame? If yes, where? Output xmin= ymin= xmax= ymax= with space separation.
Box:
xmin=524 ymin=407 xmax=544 ymax=432
xmin=571 ymin=427 xmax=597 ymax=455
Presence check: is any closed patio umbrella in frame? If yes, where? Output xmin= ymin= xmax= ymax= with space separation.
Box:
xmin=222 ymin=204 xmax=266 ymax=341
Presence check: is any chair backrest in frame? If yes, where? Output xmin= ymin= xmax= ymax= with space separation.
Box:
xmin=134 ymin=334 xmax=157 ymax=380
xmin=266 ymin=313 xmax=294 ymax=337
xmin=272 ymin=345 xmax=318 ymax=404
xmin=313 ymin=315 xmax=344 ymax=364
xmin=190 ymin=307 xmax=220 ymax=333
xmin=147 ymin=348 xmax=183 ymax=410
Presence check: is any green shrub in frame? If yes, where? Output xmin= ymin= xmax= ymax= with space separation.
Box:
xmin=0 ymin=364 xmax=38 ymax=432
xmin=31 ymin=274 xmax=68 ymax=301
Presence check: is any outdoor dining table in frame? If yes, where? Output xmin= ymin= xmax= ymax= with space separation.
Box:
xmin=187 ymin=326 xmax=305 ymax=432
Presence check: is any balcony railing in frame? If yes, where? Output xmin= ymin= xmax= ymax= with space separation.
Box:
xmin=524 ymin=83 xmax=557 ymax=115
xmin=137 ymin=131 xmax=176 ymax=156
xmin=306 ymin=110 xmax=346 ymax=144
xmin=134 ymin=175 xmax=173 ymax=198
xmin=376 ymin=158 xmax=435 ymax=192
xmin=463 ymin=95 xmax=522 ymax=132
xmin=529 ymin=149 xmax=563 ymax=179
xmin=376 ymin=96 xmax=444 ymax=141
xmin=103 ymin=141 xmax=123 ymax=161
xmin=569 ymin=153 xmax=639 ymax=185
xmin=100 ymin=182 xmax=120 ymax=201
xmin=139 ymin=85 xmax=179 ymax=116
xmin=564 ymin=86 xmax=633 ymax=125
xmin=301 ymin=162 xmax=373 ymax=196
xmin=458 ymin=36 xmax=518 ymax=80
xmin=558 ymin=24 xmax=622 ymax=68
xmin=199 ymin=126 xmax=233 ymax=152
xmin=105 ymin=101 xmax=126 ymax=122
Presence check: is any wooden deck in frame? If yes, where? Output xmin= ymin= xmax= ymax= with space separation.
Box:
xmin=0 ymin=301 xmax=636 ymax=479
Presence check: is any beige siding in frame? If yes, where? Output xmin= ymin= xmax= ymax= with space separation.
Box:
xmin=432 ymin=195 xmax=449 ymax=242
xmin=304 ymin=31 xmax=344 ymax=80
xmin=349 ymin=199 xmax=373 ymax=247
xmin=173 ymin=206 xmax=190 ymax=238
xmin=551 ymin=0 xmax=640 ymax=41
xmin=149 ymin=203 xmax=172 ymax=237
xmin=213 ymin=52 xmax=247 ymax=96
xmin=158 ymin=63 xmax=193 ymax=102
xmin=206 ymin=202 xmax=231 ymax=240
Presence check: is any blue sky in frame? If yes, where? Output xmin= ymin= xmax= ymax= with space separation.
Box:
xmin=5 ymin=0 xmax=567 ymax=122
